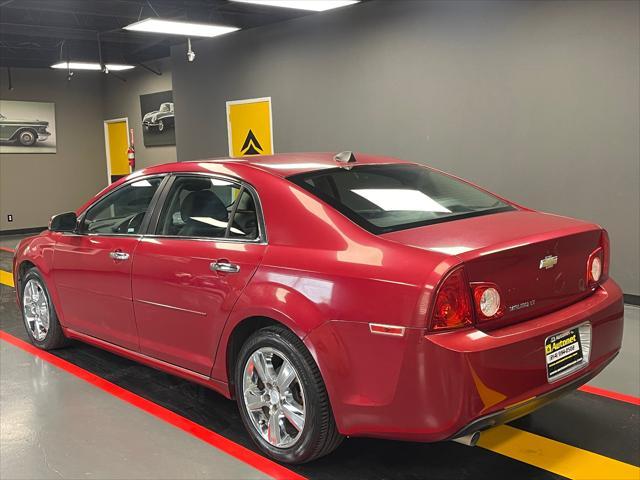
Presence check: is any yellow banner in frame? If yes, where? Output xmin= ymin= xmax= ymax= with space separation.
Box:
xmin=226 ymin=97 xmax=273 ymax=157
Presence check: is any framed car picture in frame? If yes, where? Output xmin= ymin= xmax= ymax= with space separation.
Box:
xmin=139 ymin=90 xmax=176 ymax=147
xmin=0 ymin=100 xmax=57 ymax=154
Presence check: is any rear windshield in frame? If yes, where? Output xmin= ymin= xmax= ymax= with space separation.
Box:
xmin=288 ymin=164 xmax=514 ymax=234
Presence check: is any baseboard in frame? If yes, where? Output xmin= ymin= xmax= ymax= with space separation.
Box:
xmin=0 ymin=226 xmax=47 ymax=236
xmin=624 ymin=294 xmax=640 ymax=306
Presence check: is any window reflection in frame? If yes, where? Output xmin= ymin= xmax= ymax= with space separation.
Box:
xmin=351 ymin=189 xmax=451 ymax=213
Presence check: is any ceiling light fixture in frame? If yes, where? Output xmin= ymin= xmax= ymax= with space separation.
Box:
xmin=123 ymin=18 xmax=239 ymax=37
xmin=229 ymin=0 xmax=359 ymax=12
xmin=51 ymin=62 xmax=135 ymax=71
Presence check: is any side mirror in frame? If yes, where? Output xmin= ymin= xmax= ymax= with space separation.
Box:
xmin=49 ymin=212 xmax=78 ymax=233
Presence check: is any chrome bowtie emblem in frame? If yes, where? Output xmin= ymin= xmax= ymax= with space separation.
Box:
xmin=539 ymin=255 xmax=558 ymax=270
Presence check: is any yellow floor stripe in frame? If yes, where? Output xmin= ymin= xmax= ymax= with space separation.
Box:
xmin=478 ymin=425 xmax=640 ymax=479
xmin=0 ymin=270 xmax=14 ymax=288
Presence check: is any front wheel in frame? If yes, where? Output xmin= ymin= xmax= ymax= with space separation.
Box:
xmin=18 ymin=129 xmax=37 ymax=146
xmin=235 ymin=326 xmax=343 ymax=464
xmin=21 ymin=268 xmax=68 ymax=350
xmin=157 ymin=119 xmax=164 ymax=132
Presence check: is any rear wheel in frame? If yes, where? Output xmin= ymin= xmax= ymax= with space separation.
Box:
xmin=235 ymin=326 xmax=343 ymax=464
xmin=158 ymin=119 xmax=164 ymax=132
xmin=21 ymin=268 xmax=68 ymax=350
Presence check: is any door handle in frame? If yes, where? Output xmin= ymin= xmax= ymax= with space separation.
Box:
xmin=210 ymin=260 xmax=240 ymax=273
xmin=109 ymin=251 xmax=130 ymax=261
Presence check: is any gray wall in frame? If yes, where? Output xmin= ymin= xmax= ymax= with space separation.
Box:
xmin=102 ymin=58 xmax=177 ymax=170
xmin=172 ymin=0 xmax=640 ymax=295
xmin=0 ymin=61 xmax=176 ymax=231
xmin=0 ymin=68 xmax=105 ymax=230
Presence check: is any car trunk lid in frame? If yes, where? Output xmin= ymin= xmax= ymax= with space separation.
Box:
xmin=381 ymin=210 xmax=603 ymax=329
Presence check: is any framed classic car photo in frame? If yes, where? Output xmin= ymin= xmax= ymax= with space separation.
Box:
xmin=139 ymin=90 xmax=175 ymax=147
xmin=0 ymin=100 xmax=57 ymax=154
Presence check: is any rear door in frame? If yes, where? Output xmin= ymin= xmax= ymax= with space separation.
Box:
xmin=131 ymin=174 xmax=266 ymax=375
xmin=52 ymin=176 xmax=165 ymax=350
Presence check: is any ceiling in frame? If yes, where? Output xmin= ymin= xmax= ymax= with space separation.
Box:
xmin=0 ymin=0 xmax=329 ymax=69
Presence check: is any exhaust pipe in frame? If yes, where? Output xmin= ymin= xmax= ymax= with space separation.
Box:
xmin=452 ymin=431 xmax=481 ymax=447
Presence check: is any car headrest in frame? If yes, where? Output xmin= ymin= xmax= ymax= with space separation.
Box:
xmin=182 ymin=178 xmax=212 ymax=191
xmin=237 ymin=192 xmax=255 ymax=210
xmin=180 ymin=190 xmax=227 ymax=223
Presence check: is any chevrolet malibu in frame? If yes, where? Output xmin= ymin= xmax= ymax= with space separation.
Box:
xmin=13 ymin=152 xmax=624 ymax=464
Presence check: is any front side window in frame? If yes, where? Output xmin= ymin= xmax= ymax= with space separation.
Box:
xmin=288 ymin=164 xmax=514 ymax=234
xmin=156 ymin=176 xmax=260 ymax=240
xmin=82 ymin=178 xmax=162 ymax=235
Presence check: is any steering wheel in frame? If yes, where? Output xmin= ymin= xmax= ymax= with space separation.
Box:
xmin=111 ymin=212 xmax=145 ymax=234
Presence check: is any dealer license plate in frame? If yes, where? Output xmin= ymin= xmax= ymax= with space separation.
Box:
xmin=545 ymin=326 xmax=586 ymax=382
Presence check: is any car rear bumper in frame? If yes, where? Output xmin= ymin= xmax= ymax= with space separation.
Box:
xmin=304 ymin=278 xmax=624 ymax=441
xmin=37 ymin=131 xmax=50 ymax=141
xmin=448 ymin=350 xmax=617 ymax=440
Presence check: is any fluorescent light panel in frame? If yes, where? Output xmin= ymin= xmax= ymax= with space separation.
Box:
xmin=50 ymin=62 xmax=135 ymax=71
xmin=124 ymin=18 xmax=239 ymax=37
xmin=230 ymin=0 xmax=359 ymax=12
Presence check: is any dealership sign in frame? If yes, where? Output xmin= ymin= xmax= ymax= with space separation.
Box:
xmin=226 ymin=97 xmax=274 ymax=157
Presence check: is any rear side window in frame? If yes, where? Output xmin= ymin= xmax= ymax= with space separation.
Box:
xmin=156 ymin=176 xmax=260 ymax=240
xmin=288 ymin=165 xmax=514 ymax=234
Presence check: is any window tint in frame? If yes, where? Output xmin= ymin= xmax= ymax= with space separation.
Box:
xmin=157 ymin=176 xmax=259 ymax=240
xmin=82 ymin=178 xmax=162 ymax=235
xmin=288 ymin=165 xmax=514 ymax=234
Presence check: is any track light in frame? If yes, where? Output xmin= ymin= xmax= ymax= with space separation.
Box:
xmin=187 ymin=37 xmax=196 ymax=62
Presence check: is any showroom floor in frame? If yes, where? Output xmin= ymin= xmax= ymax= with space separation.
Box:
xmin=0 ymin=236 xmax=638 ymax=479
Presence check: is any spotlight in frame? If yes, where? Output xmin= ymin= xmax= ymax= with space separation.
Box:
xmin=187 ymin=37 xmax=196 ymax=62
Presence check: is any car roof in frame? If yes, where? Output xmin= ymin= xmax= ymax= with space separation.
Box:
xmin=143 ymin=152 xmax=412 ymax=179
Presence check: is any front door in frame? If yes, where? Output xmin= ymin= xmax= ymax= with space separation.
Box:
xmin=52 ymin=177 xmax=164 ymax=350
xmin=132 ymin=175 xmax=266 ymax=375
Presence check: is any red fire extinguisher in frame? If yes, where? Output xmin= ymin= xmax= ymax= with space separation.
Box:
xmin=127 ymin=128 xmax=136 ymax=172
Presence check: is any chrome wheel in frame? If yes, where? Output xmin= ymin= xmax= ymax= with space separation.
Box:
xmin=242 ymin=347 xmax=306 ymax=449
xmin=19 ymin=130 xmax=36 ymax=146
xmin=158 ymin=120 xmax=164 ymax=132
xmin=22 ymin=279 xmax=50 ymax=341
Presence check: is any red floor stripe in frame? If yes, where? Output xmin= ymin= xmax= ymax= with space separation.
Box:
xmin=0 ymin=247 xmax=15 ymax=253
xmin=0 ymin=330 xmax=306 ymax=480
xmin=578 ymin=384 xmax=640 ymax=406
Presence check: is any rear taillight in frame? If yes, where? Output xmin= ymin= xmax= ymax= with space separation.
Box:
xmin=472 ymin=283 xmax=504 ymax=320
xmin=587 ymin=247 xmax=603 ymax=286
xmin=429 ymin=267 xmax=474 ymax=331
xmin=586 ymin=229 xmax=610 ymax=288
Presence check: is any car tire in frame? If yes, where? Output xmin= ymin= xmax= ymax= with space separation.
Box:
xmin=21 ymin=268 xmax=68 ymax=350
xmin=235 ymin=325 xmax=343 ymax=464
xmin=158 ymin=119 xmax=164 ymax=132
xmin=17 ymin=129 xmax=37 ymax=147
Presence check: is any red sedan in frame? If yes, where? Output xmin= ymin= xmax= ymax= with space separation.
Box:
xmin=13 ymin=152 xmax=624 ymax=463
